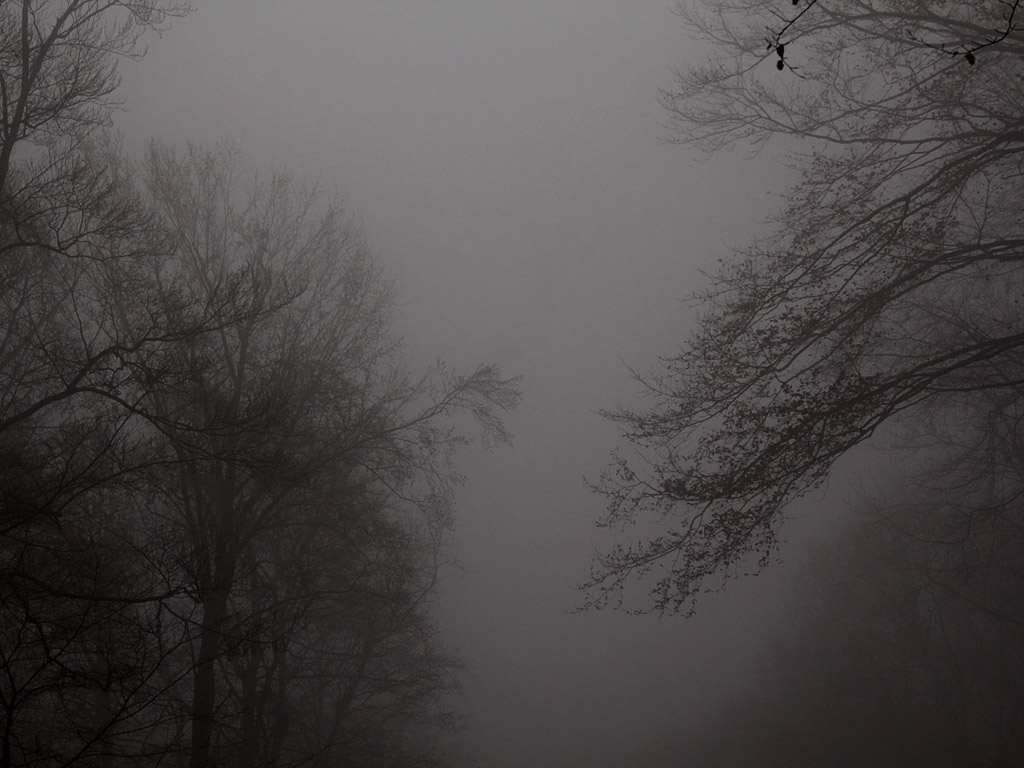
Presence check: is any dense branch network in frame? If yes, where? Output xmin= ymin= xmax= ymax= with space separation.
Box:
xmin=0 ymin=5 xmax=519 ymax=766
xmin=589 ymin=0 xmax=1024 ymax=614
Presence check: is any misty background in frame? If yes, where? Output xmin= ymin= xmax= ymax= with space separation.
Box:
xmin=109 ymin=2 xmax=795 ymax=765
xmin=8 ymin=0 xmax=1020 ymax=766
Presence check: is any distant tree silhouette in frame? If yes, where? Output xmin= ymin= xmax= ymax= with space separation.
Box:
xmin=677 ymin=477 xmax=1024 ymax=766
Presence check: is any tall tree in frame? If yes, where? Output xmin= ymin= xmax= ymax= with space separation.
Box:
xmin=219 ymin=480 xmax=461 ymax=768
xmin=0 ymin=6 xmax=205 ymax=765
xmin=137 ymin=141 xmax=518 ymax=768
xmin=588 ymin=1 xmax=1024 ymax=613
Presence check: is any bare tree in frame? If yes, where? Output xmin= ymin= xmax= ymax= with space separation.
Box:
xmin=0 ymin=140 xmax=181 ymax=531
xmin=0 ymin=0 xmax=191 ymax=532
xmin=0 ymin=142 xmax=201 ymax=766
xmin=0 ymin=7 xmax=217 ymax=763
xmin=0 ymin=6 xmax=496 ymax=767
xmin=0 ymin=487 xmax=195 ymax=768
xmin=587 ymin=0 xmax=1024 ymax=613
xmin=137 ymin=141 xmax=518 ymax=768
xmin=217 ymin=480 xmax=461 ymax=768
xmin=0 ymin=0 xmax=189 ymax=196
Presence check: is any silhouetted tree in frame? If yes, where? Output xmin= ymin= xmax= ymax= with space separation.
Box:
xmin=222 ymin=480 xmax=461 ymax=768
xmin=0 ymin=140 xmax=191 ymax=534
xmin=588 ymin=0 xmax=1024 ymax=613
xmin=0 ymin=0 xmax=189 ymax=196
xmin=0 ymin=7 xmax=513 ymax=767
xmin=136 ymin=141 xmax=518 ymax=768
xmin=0 ymin=486 xmax=193 ymax=768
xmin=0 ymin=7 xmax=220 ymax=765
xmin=0 ymin=0 xmax=190 ymax=532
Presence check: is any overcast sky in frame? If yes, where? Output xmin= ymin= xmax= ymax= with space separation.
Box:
xmin=115 ymin=3 xmax=808 ymax=765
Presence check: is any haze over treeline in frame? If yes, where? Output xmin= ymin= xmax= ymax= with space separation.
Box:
xmin=1 ymin=2 xmax=1023 ymax=768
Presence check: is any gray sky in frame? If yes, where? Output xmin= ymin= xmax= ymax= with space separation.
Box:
xmin=116 ymin=3 xmax=799 ymax=765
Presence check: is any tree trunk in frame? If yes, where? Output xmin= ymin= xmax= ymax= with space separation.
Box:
xmin=189 ymin=587 xmax=229 ymax=768
xmin=2 ymin=711 xmax=12 ymax=768
xmin=237 ymin=644 xmax=259 ymax=768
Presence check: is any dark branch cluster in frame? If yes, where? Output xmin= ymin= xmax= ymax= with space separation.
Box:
xmin=0 ymin=6 xmax=519 ymax=768
xmin=593 ymin=0 xmax=1024 ymax=613
xmin=767 ymin=0 xmax=1020 ymax=70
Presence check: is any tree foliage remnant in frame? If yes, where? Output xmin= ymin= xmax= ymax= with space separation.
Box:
xmin=587 ymin=0 xmax=1024 ymax=614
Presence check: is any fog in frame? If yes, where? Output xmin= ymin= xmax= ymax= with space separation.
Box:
xmin=5 ymin=2 xmax=1023 ymax=766
xmin=108 ymin=2 xmax=835 ymax=766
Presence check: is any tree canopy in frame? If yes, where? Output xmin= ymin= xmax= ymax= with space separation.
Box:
xmin=0 ymin=5 xmax=520 ymax=766
xmin=587 ymin=0 xmax=1024 ymax=614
